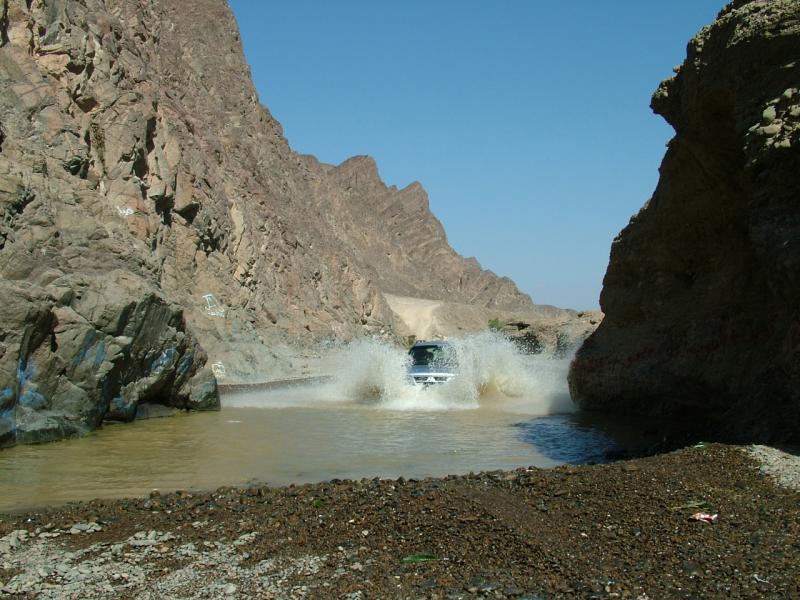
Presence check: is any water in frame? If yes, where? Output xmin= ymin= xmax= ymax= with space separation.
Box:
xmin=311 ymin=331 xmax=576 ymax=413
xmin=0 ymin=335 xmax=632 ymax=512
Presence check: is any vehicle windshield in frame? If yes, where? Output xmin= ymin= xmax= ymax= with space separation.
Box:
xmin=408 ymin=344 xmax=456 ymax=368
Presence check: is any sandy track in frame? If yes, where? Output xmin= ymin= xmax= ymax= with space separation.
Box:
xmin=383 ymin=294 xmax=443 ymax=339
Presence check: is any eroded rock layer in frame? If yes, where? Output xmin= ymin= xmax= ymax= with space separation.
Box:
xmin=569 ymin=0 xmax=800 ymax=442
xmin=0 ymin=0 xmax=537 ymax=445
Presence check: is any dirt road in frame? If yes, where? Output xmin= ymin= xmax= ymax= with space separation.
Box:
xmin=384 ymin=294 xmax=443 ymax=339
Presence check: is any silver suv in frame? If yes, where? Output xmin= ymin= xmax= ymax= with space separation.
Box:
xmin=407 ymin=340 xmax=457 ymax=386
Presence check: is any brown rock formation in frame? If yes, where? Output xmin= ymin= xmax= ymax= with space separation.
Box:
xmin=0 ymin=0 xmax=541 ymax=444
xmin=569 ymin=0 xmax=800 ymax=442
xmin=305 ymin=155 xmax=532 ymax=310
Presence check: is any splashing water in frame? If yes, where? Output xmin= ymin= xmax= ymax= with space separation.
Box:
xmin=226 ymin=332 xmax=575 ymax=415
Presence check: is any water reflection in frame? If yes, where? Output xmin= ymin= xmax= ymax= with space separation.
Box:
xmin=513 ymin=415 xmax=620 ymax=464
xmin=514 ymin=411 xmax=702 ymax=464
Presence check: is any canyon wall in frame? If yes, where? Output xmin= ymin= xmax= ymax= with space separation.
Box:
xmin=0 ymin=0 xmax=539 ymax=445
xmin=569 ymin=0 xmax=800 ymax=442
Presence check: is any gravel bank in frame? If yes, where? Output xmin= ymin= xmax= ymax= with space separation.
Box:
xmin=0 ymin=444 xmax=797 ymax=599
xmin=746 ymin=444 xmax=800 ymax=492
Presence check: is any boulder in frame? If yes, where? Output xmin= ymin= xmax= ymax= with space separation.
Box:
xmin=0 ymin=275 xmax=218 ymax=448
xmin=569 ymin=0 xmax=800 ymax=442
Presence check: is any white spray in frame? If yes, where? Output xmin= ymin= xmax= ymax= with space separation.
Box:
xmin=225 ymin=332 xmax=575 ymax=415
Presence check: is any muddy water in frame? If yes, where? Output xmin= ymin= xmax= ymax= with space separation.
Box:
xmin=0 ymin=336 xmax=633 ymax=511
xmin=0 ymin=403 xmax=594 ymax=512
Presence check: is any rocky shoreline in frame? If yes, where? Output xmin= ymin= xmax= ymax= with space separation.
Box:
xmin=1 ymin=444 xmax=797 ymax=599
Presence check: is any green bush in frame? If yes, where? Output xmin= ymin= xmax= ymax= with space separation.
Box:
xmin=488 ymin=318 xmax=505 ymax=331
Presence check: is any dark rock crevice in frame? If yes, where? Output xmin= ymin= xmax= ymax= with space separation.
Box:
xmin=0 ymin=0 xmax=8 ymax=47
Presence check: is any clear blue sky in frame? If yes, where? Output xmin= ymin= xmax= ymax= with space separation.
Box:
xmin=228 ymin=1 xmax=724 ymax=310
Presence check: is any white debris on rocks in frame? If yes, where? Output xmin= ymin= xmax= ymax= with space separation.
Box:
xmin=0 ymin=529 xmax=30 ymax=554
xmin=233 ymin=531 xmax=258 ymax=546
xmin=0 ymin=528 xmax=146 ymax=598
xmin=138 ymin=537 xmax=325 ymax=599
xmin=70 ymin=522 xmax=103 ymax=534
xmin=128 ymin=530 xmax=176 ymax=547
xmin=0 ymin=526 xmax=328 ymax=599
xmin=747 ymin=445 xmax=800 ymax=492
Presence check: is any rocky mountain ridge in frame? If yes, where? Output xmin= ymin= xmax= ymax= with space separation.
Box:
xmin=569 ymin=0 xmax=800 ymax=442
xmin=0 ymin=0 xmax=551 ymax=446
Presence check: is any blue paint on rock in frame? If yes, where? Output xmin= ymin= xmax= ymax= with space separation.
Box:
xmin=0 ymin=405 xmax=15 ymax=434
xmin=15 ymin=359 xmax=43 ymax=410
xmin=16 ymin=357 xmax=34 ymax=385
xmin=19 ymin=388 xmax=47 ymax=410
xmin=93 ymin=341 xmax=107 ymax=367
xmin=150 ymin=347 xmax=177 ymax=375
xmin=109 ymin=394 xmax=137 ymax=421
xmin=176 ymin=351 xmax=194 ymax=377
xmin=72 ymin=330 xmax=97 ymax=366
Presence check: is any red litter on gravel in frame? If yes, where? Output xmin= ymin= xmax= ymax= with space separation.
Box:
xmin=689 ymin=512 xmax=718 ymax=524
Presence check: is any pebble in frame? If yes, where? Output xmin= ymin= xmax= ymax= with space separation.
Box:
xmin=70 ymin=522 xmax=102 ymax=534
xmin=761 ymin=123 xmax=781 ymax=136
xmin=222 ymin=582 xmax=237 ymax=595
xmin=762 ymin=105 xmax=777 ymax=124
xmin=38 ymin=531 xmax=60 ymax=538
xmin=0 ymin=530 xmax=29 ymax=554
xmin=234 ymin=532 xmax=257 ymax=546
xmin=129 ymin=538 xmax=159 ymax=547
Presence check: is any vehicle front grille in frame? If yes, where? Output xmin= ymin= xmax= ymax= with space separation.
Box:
xmin=413 ymin=376 xmax=452 ymax=383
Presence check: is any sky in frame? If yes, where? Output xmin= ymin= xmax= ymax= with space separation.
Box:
xmin=228 ymin=1 xmax=724 ymax=310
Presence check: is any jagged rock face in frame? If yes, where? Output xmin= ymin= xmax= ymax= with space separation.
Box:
xmin=0 ymin=0 xmax=535 ymax=444
xmin=1 ymin=0 xmax=531 ymax=338
xmin=569 ymin=0 xmax=800 ymax=442
xmin=304 ymin=155 xmax=533 ymax=310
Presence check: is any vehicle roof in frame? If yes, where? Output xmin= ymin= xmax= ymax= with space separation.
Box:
xmin=409 ymin=340 xmax=451 ymax=348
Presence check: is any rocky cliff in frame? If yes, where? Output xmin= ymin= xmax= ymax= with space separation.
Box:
xmin=569 ymin=0 xmax=800 ymax=442
xmin=0 ymin=0 xmax=538 ymax=446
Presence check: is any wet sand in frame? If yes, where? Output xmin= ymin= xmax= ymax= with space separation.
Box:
xmin=1 ymin=444 xmax=798 ymax=599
